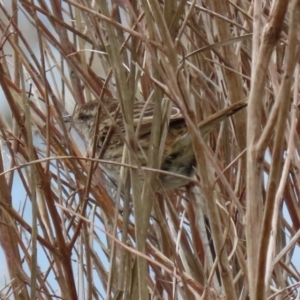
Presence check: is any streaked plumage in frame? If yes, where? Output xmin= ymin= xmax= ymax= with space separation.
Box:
xmin=70 ymin=98 xmax=246 ymax=190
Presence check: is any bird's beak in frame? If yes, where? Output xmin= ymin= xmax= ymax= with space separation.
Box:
xmin=63 ymin=115 xmax=72 ymax=123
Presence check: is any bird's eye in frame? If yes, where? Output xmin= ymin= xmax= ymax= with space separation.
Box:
xmin=78 ymin=113 xmax=91 ymax=121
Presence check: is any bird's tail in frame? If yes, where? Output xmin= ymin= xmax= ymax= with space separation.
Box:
xmin=199 ymin=98 xmax=247 ymax=137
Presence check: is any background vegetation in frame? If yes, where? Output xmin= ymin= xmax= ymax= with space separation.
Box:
xmin=0 ymin=0 xmax=299 ymax=299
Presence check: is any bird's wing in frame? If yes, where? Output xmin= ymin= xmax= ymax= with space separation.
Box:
xmin=101 ymin=98 xmax=247 ymax=139
xmin=133 ymin=101 xmax=183 ymax=137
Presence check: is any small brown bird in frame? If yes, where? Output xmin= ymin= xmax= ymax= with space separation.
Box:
xmin=69 ymin=98 xmax=246 ymax=190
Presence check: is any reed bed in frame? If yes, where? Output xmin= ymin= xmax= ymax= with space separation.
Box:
xmin=0 ymin=0 xmax=299 ymax=299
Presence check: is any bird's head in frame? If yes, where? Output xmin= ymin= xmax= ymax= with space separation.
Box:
xmin=65 ymin=99 xmax=119 ymax=142
xmin=71 ymin=101 xmax=99 ymax=134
